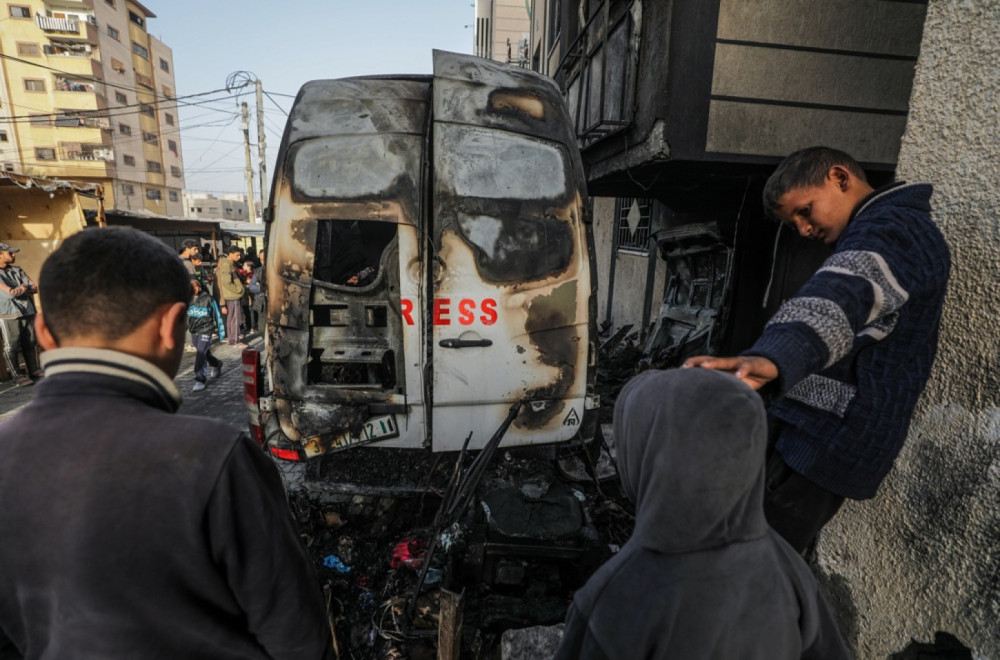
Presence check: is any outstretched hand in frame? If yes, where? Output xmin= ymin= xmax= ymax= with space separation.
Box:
xmin=682 ymin=355 xmax=779 ymax=391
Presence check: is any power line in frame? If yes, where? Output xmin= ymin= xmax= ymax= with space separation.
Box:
xmin=0 ymin=52 xmax=252 ymax=103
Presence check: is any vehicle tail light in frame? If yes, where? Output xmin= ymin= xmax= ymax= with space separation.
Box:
xmin=269 ymin=446 xmax=302 ymax=461
xmin=241 ymin=348 xmax=260 ymax=408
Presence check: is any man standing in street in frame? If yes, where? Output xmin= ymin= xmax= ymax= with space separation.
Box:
xmin=0 ymin=242 xmax=41 ymax=386
xmin=179 ymin=238 xmax=200 ymax=277
xmin=218 ymin=245 xmax=246 ymax=346
xmin=0 ymin=227 xmax=333 ymax=659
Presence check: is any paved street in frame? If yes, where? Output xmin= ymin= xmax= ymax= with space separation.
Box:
xmin=0 ymin=335 xmax=264 ymax=429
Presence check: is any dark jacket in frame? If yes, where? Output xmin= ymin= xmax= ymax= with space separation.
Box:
xmin=555 ymin=369 xmax=849 ymax=660
xmin=747 ymin=183 xmax=950 ymax=499
xmin=0 ymin=348 xmax=333 ymax=659
xmin=188 ymin=290 xmax=226 ymax=339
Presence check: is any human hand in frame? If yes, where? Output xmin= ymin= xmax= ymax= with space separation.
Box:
xmin=220 ymin=306 xmax=228 ymax=314
xmin=682 ymin=355 xmax=779 ymax=391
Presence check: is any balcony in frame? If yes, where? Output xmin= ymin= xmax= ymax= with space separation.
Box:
xmin=36 ymin=14 xmax=78 ymax=32
xmin=558 ymin=0 xmax=639 ymax=145
xmin=36 ymin=14 xmax=96 ymax=41
xmin=60 ymin=142 xmax=114 ymax=162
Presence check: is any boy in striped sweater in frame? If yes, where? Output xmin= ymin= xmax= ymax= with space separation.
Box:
xmin=686 ymin=146 xmax=950 ymax=552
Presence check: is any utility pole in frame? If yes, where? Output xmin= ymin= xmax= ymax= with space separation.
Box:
xmin=241 ymin=101 xmax=257 ymax=223
xmin=255 ymin=79 xmax=267 ymax=223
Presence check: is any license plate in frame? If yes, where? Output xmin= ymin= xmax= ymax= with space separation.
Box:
xmin=328 ymin=414 xmax=400 ymax=451
xmin=359 ymin=414 xmax=399 ymax=442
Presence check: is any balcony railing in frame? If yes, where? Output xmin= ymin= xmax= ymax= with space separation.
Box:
xmin=60 ymin=143 xmax=114 ymax=162
xmin=558 ymin=0 xmax=639 ymax=145
xmin=37 ymin=15 xmax=79 ymax=33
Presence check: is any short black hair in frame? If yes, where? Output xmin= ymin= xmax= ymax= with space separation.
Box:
xmin=227 ymin=245 xmax=242 ymax=255
xmin=40 ymin=227 xmax=191 ymax=342
xmin=762 ymin=146 xmax=868 ymax=219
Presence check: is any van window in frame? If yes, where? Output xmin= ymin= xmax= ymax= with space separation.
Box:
xmin=314 ymin=219 xmax=396 ymax=287
xmin=457 ymin=213 xmax=573 ymax=282
xmin=291 ymin=136 xmax=412 ymax=199
xmin=438 ymin=125 xmax=568 ymax=199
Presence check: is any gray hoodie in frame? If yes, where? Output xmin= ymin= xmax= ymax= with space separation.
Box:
xmin=555 ymin=368 xmax=850 ymax=660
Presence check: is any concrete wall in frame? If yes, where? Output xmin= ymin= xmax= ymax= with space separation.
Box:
xmin=815 ymin=1 xmax=1000 ymax=657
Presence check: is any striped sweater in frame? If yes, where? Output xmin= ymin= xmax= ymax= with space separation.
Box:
xmin=747 ymin=183 xmax=950 ymax=499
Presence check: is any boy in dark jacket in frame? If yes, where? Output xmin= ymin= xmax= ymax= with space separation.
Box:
xmin=187 ymin=278 xmax=225 ymax=392
xmin=0 ymin=227 xmax=333 ymax=659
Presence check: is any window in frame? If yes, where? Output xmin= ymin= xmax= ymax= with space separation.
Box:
xmin=161 ymin=86 xmax=172 ymax=99
xmin=139 ymin=104 xmax=154 ymax=117
xmin=107 ymin=25 xmax=120 ymax=41
xmin=9 ymin=5 xmax=30 ymax=19
xmin=110 ymin=58 xmax=125 ymax=74
xmin=142 ymin=131 xmax=158 ymax=145
xmin=164 ymin=112 xmax=174 ymax=126
xmin=615 ymin=197 xmax=653 ymax=254
xmin=24 ymin=79 xmax=46 ymax=92
xmin=131 ymin=42 xmax=148 ymax=59
xmin=170 ymin=165 xmax=181 ymax=178
xmin=0 ymin=131 xmax=8 ymax=142
xmin=115 ymin=91 xmax=127 ymax=104
xmin=104 ymin=0 xmax=115 ymax=6
xmin=16 ymin=42 xmax=40 ymax=57
xmin=121 ymin=183 xmax=134 ymax=195
xmin=167 ymin=139 xmax=177 ymax=155
xmin=146 ymin=160 xmax=161 ymax=173
xmin=128 ymin=10 xmax=143 ymax=27
xmin=145 ymin=188 xmax=161 ymax=201
xmin=119 ymin=123 xmax=131 ymax=135
xmin=123 ymin=154 xmax=136 ymax=166
xmin=29 ymin=114 xmax=51 ymax=126
xmin=159 ymin=58 xmax=169 ymax=73
xmin=168 ymin=190 xmax=178 ymax=202
xmin=35 ymin=148 xmax=56 ymax=161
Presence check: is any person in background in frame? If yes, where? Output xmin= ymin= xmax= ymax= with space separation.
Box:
xmin=554 ymin=368 xmax=849 ymax=660
xmin=217 ymin=245 xmax=246 ymax=346
xmin=684 ymin=146 xmax=950 ymax=553
xmin=0 ymin=242 xmax=41 ymax=386
xmin=187 ymin=278 xmax=225 ymax=393
xmin=0 ymin=227 xmax=333 ymax=659
xmin=248 ymin=253 xmax=267 ymax=336
xmin=178 ymin=238 xmax=200 ymax=278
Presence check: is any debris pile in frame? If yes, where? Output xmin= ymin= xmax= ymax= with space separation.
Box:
xmin=285 ymin=437 xmax=633 ymax=659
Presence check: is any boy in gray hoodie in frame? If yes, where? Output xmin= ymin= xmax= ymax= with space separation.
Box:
xmin=555 ymin=368 xmax=849 ymax=660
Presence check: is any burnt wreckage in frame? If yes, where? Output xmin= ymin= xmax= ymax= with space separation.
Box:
xmin=242 ymin=51 xmax=622 ymax=656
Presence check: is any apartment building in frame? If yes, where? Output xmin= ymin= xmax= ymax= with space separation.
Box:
xmin=183 ymin=191 xmax=249 ymax=222
xmin=0 ymin=0 xmax=184 ymax=215
xmin=474 ymin=0 xmax=530 ymax=67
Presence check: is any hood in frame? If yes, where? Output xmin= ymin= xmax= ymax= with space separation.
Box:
xmin=613 ymin=368 xmax=768 ymax=553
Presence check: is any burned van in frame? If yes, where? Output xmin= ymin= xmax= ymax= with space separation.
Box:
xmin=244 ymin=51 xmax=598 ymax=463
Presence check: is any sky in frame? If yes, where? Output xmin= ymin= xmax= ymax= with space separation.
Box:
xmin=150 ymin=0 xmax=474 ymax=197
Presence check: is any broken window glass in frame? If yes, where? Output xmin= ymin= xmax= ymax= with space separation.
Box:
xmin=314 ymin=219 xmax=396 ymax=287
xmin=457 ymin=213 xmax=573 ymax=282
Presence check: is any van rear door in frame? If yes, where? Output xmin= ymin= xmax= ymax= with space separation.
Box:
xmin=429 ymin=51 xmax=594 ymax=451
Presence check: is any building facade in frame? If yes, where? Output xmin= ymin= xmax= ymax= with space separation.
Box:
xmin=474 ymin=0 xmax=531 ymax=67
xmin=183 ymin=191 xmax=249 ymax=222
xmin=0 ymin=0 xmax=184 ymax=215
